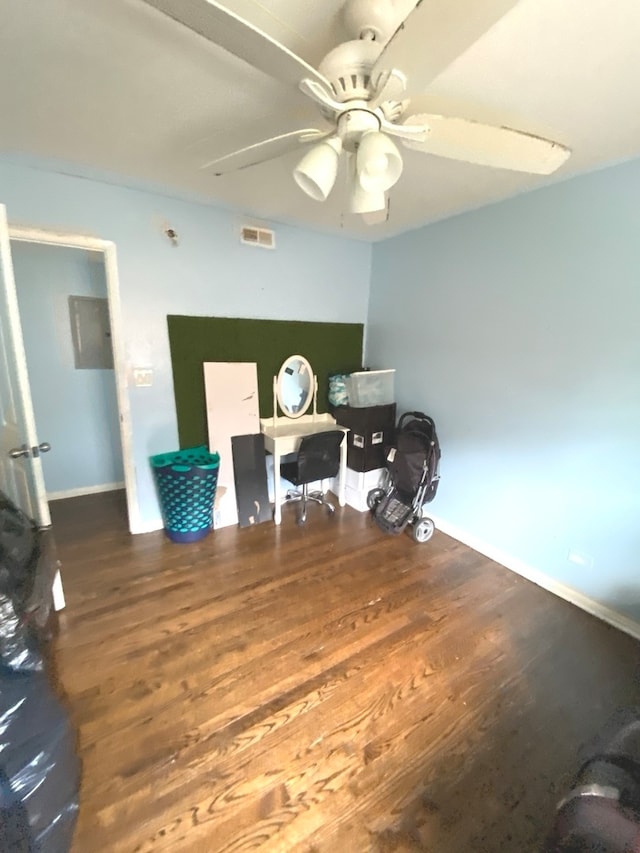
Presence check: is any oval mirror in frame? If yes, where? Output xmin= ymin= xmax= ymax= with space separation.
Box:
xmin=276 ymin=354 xmax=313 ymax=419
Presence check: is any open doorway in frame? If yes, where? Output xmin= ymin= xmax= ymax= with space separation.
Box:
xmin=7 ymin=226 xmax=137 ymax=541
xmin=11 ymin=242 xmax=129 ymax=538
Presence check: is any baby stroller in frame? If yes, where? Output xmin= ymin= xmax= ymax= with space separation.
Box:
xmin=367 ymin=411 xmax=440 ymax=543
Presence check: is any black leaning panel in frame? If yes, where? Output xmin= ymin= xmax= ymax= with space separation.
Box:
xmin=167 ymin=315 xmax=363 ymax=448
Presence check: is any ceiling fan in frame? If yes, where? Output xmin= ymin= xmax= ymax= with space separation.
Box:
xmin=141 ymin=0 xmax=571 ymax=223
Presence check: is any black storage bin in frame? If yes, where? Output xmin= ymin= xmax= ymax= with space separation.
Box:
xmin=332 ymin=404 xmax=396 ymax=472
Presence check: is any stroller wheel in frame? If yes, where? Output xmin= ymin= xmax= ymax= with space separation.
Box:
xmin=367 ymin=488 xmax=385 ymax=511
xmin=412 ymin=518 xmax=435 ymax=544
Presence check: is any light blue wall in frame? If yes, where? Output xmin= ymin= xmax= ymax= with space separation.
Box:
xmin=0 ymin=159 xmax=372 ymax=530
xmin=12 ymin=243 xmax=123 ymax=495
xmin=368 ymin=159 xmax=640 ymax=624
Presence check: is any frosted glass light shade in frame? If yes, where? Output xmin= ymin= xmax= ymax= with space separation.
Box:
xmin=357 ymin=131 xmax=403 ymax=192
xmin=294 ymin=137 xmax=342 ymax=201
xmin=348 ymin=155 xmax=386 ymax=214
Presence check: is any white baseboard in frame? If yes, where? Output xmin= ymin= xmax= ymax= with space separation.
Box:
xmin=47 ymin=481 xmax=125 ymax=501
xmin=130 ymin=518 xmax=164 ymax=535
xmin=430 ymin=513 xmax=640 ymax=644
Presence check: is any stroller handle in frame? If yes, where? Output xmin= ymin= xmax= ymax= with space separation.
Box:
xmin=398 ymin=411 xmax=433 ymax=431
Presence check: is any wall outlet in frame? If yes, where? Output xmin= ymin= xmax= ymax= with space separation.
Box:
xmin=567 ymin=549 xmax=594 ymax=569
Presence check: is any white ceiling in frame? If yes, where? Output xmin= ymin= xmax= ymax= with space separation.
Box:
xmin=2 ymin=0 xmax=640 ymax=240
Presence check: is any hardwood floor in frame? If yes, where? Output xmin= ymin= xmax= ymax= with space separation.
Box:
xmin=49 ymin=491 xmax=640 ymax=852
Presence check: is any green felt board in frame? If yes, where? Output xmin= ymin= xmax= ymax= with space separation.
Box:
xmin=167 ymin=315 xmax=364 ymax=448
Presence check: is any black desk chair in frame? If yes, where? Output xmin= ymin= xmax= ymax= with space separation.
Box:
xmin=280 ymin=430 xmax=344 ymax=524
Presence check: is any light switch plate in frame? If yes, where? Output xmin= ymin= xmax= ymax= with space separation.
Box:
xmin=132 ymin=367 xmax=153 ymax=387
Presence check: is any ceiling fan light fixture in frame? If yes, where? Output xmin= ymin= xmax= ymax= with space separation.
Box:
xmin=350 ymin=183 xmax=386 ymax=214
xmin=348 ymin=156 xmax=386 ymax=214
xmin=357 ymin=131 xmax=403 ymax=193
xmin=293 ymin=137 xmax=342 ymax=201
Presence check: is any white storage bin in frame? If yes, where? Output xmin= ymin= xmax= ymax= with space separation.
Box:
xmin=330 ymin=467 xmax=386 ymax=512
xmin=345 ymin=369 xmax=395 ymax=407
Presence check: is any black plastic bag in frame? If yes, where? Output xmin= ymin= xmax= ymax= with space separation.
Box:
xmin=0 ymin=491 xmax=79 ymax=852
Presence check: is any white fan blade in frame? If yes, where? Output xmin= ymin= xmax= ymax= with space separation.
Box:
xmin=201 ymin=129 xmax=331 ymax=174
xmin=141 ymin=0 xmax=331 ymax=90
xmin=402 ymin=113 xmax=571 ymax=175
xmin=373 ymin=0 xmax=520 ymax=98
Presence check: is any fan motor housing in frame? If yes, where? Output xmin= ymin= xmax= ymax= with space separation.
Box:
xmin=318 ymin=39 xmax=382 ymax=103
xmin=337 ymin=108 xmax=381 ymax=151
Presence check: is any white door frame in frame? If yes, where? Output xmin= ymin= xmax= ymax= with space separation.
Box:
xmin=8 ymin=225 xmax=138 ymax=534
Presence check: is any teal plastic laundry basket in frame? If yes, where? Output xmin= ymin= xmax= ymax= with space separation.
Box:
xmin=150 ymin=445 xmax=220 ymax=543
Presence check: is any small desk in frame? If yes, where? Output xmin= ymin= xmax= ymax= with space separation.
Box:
xmin=260 ymin=413 xmax=348 ymax=524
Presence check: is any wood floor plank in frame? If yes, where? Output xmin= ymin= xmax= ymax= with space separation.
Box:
xmin=47 ymin=490 xmax=640 ymax=852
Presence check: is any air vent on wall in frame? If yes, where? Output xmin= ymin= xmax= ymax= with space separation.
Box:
xmin=240 ymin=225 xmax=275 ymax=249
